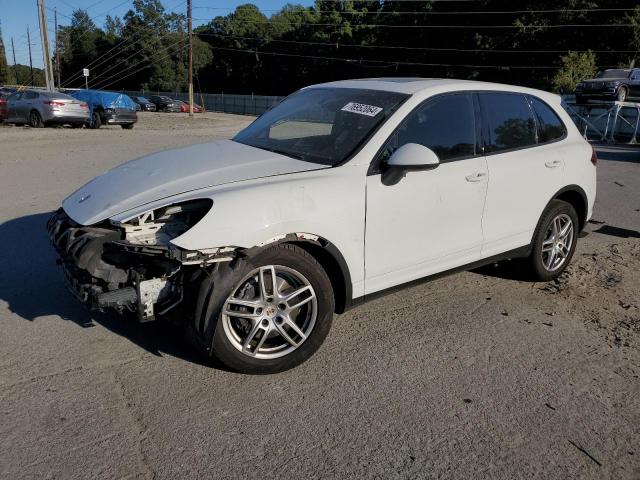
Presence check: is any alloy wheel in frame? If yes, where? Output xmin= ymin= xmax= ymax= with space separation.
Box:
xmin=541 ymin=213 xmax=574 ymax=272
xmin=221 ymin=265 xmax=318 ymax=359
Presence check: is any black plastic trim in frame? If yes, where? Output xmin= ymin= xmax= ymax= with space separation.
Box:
xmin=343 ymin=245 xmax=532 ymax=312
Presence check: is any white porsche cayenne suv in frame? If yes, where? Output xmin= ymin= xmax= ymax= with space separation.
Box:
xmin=48 ymin=78 xmax=596 ymax=374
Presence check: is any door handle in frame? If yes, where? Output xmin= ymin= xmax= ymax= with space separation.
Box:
xmin=545 ymin=160 xmax=562 ymax=168
xmin=465 ymin=172 xmax=487 ymax=182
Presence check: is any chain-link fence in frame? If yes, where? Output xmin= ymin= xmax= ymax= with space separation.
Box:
xmin=122 ymin=91 xmax=284 ymax=116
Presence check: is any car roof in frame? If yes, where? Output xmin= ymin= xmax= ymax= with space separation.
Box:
xmin=305 ymin=77 xmax=560 ymax=103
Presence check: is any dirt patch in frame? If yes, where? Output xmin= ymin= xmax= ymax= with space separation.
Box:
xmin=539 ymin=239 xmax=640 ymax=348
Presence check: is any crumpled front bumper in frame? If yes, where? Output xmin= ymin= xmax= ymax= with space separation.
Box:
xmin=46 ymin=209 xmax=180 ymax=321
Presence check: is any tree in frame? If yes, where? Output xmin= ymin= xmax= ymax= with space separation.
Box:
xmin=552 ymin=50 xmax=597 ymax=93
xmin=0 ymin=25 xmax=8 ymax=84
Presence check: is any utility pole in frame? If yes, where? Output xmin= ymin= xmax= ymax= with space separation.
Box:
xmin=10 ymin=37 xmax=20 ymax=85
xmin=27 ymin=27 xmax=34 ymax=86
xmin=187 ymin=0 xmax=194 ymax=117
xmin=54 ymin=7 xmax=60 ymax=88
xmin=37 ymin=0 xmax=55 ymax=90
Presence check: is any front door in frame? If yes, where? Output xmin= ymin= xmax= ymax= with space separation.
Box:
xmin=364 ymin=92 xmax=488 ymax=295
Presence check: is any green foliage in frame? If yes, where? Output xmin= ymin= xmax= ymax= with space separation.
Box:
xmin=5 ymin=64 xmax=46 ymax=86
xmin=52 ymin=0 xmax=639 ymax=95
xmin=552 ymin=51 xmax=597 ymax=93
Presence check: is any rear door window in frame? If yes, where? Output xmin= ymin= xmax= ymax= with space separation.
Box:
xmin=480 ymin=92 xmax=537 ymax=153
xmin=529 ymin=96 xmax=567 ymax=143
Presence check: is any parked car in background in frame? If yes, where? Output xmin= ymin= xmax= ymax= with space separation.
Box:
xmin=48 ymin=78 xmax=596 ymax=374
xmin=6 ymin=90 xmax=89 ymax=128
xmin=69 ymin=89 xmax=137 ymax=129
xmin=149 ymin=95 xmax=181 ymax=112
xmin=130 ymin=95 xmax=157 ymax=112
xmin=0 ymin=92 xmax=8 ymax=122
xmin=176 ymin=100 xmax=203 ymax=113
xmin=574 ymin=68 xmax=640 ymax=103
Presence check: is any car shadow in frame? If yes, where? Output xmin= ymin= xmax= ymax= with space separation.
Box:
xmin=594 ymin=224 xmax=640 ymax=239
xmin=0 ymin=212 xmax=211 ymax=367
xmin=471 ymin=259 xmax=534 ymax=282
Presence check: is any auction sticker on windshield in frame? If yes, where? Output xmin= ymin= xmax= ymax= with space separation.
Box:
xmin=341 ymin=102 xmax=383 ymax=117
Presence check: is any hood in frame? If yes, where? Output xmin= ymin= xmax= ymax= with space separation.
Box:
xmin=582 ymin=77 xmax=624 ymax=84
xmin=63 ymin=139 xmax=324 ymax=225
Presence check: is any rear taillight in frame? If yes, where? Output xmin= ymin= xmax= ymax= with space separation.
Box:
xmin=80 ymin=103 xmax=88 ymax=109
xmin=44 ymin=101 xmax=65 ymax=107
xmin=590 ymin=146 xmax=598 ymax=166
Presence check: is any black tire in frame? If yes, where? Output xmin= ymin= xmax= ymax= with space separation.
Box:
xmin=526 ymin=200 xmax=579 ymax=281
xmin=89 ymin=111 xmax=102 ymax=129
xmin=121 ymin=123 xmax=134 ymax=130
xmin=617 ymin=87 xmax=628 ymax=102
xmin=200 ymin=244 xmax=335 ymax=374
xmin=29 ymin=110 xmax=44 ymax=128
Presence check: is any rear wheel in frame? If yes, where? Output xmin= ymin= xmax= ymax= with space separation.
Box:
xmin=89 ymin=111 xmax=102 ymax=129
xmin=202 ymin=244 xmax=335 ymax=374
xmin=29 ymin=110 xmax=43 ymax=128
xmin=526 ymin=200 xmax=579 ymax=281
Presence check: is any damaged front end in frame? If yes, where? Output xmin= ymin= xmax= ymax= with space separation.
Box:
xmin=47 ymin=199 xmax=235 ymax=322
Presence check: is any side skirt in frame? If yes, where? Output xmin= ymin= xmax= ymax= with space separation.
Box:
xmin=345 ymin=244 xmax=532 ymax=312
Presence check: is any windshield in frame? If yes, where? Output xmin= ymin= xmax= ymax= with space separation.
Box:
xmin=596 ymin=69 xmax=630 ymax=79
xmin=233 ymin=88 xmax=408 ymax=166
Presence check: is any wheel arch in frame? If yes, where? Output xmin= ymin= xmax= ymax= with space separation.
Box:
xmin=245 ymin=233 xmax=353 ymax=314
xmin=281 ymin=237 xmax=352 ymax=314
xmin=549 ymin=185 xmax=588 ymax=231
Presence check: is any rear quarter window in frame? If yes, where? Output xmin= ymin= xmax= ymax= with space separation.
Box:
xmin=529 ymin=96 xmax=567 ymax=143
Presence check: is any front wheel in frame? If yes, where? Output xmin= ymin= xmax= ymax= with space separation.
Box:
xmin=204 ymin=244 xmax=335 ymax=374
xmin=527 ymin=200 xmax=579 ymax=281
xmin=617 ymin=87 xmax=628 ymax=102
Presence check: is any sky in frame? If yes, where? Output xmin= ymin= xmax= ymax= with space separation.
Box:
xmin=1 ymin=0 xmax=314 ymax=68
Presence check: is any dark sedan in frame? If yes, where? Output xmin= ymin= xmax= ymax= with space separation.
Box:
xmin=130 ymin=95 xmax=157 ymax=112
xmin=149 ymin=95 xmax=181 ymax=112
xmin=575 ymin=68 xmax=640 ymax=103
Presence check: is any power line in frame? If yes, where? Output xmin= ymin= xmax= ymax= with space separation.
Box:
xmin=198 ymin=32 xmax=639 ymax=55
xmin=193 ymin=18 xmax=640 ymax=28
xmin=90 ymin=35 xmax=187 ymax=90
xmin=93 ymin=43 xmax=188 ymax=91
xmin=194 ymin=6 xmax=638 ymax=15
xmin=208 ymin=45 xmax=621 ymax=70
xmin=58 ymin=0 xmax=187 ymax=87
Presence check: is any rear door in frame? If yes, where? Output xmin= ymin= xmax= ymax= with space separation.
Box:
xmin=18 ymin=91 xmax=39 ymax=121
xmin=479 ymin=92 xmax=566 ymax=258
xmin=629 ymin=69 xmax=640 ymax=99
xmin=6 ymin=92 xmax=22 ymax=122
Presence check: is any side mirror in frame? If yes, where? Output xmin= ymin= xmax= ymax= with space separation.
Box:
xmin=382 ymin=143 xmax=440 ymax=186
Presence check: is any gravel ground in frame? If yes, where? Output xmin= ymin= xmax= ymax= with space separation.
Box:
xmin=0 ymin=113 xmax=639 ymax=479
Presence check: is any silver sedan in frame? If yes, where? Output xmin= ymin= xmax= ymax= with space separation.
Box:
xmin=6 ymin=90 xmax=90 ymax=128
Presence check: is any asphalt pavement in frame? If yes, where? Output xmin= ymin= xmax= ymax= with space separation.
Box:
xmin=0 ymin=116 xmax=638 ymax=479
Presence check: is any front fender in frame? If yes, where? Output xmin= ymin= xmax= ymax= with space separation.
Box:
xmin=170 ymin=165 xmax=367 ymax=296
